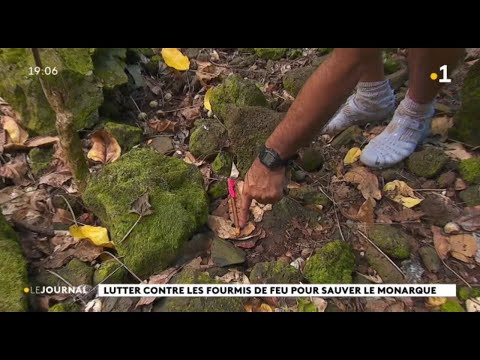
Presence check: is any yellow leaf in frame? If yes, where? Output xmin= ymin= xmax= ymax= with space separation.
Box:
xmin=259 ymin=303 xmax=273 ymax=312
xmin=69 ymin=225 xmax=114 ymax=248
xmin=3 ymin=116 xmax=29 ymax=144
xmin=343 ymin=147 xmax=362 ymax=165
xmin=161 ymin=48 xmax=190 ymax=71
xmin=383 ymin=180 xmax=423 ymax=208
xmin=204 ymin=87 xmax=213 ymax=111
xmin=426 ymin=297 xmax=447 ymax=307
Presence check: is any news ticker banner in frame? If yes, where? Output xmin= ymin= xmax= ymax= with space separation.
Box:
xmin=97 ymin=284 xmax=456 ymax=298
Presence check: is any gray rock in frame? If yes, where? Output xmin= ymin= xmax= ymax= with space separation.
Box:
xmin=211 ymin=238 xmax=246 ymax=267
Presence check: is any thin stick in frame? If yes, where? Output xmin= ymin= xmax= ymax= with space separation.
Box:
xmin=119 ymin=215 xmax=143 ymax=244
xmin=440 ymin=258 xmax=471 ymax=288
xmin=414 ymin=189 xmax=446 ymax=192
xmin=46 ymin=269 xmax=86 ymax=305
xmin=357 ymin=230 xmax=406 ymax=278
xmin=161 ymin=105 xmax=199 ymax=114
xmin=130 ymin=96 xmax=142 ymax=113
xmin=318 ymin=185 xmax=345 ymax=242
xmin=59 ymin=194 xmax=77 ymax=226
xmin=100 ymin=251 xmax=143 ymax=283
xmin=85 ymin=265 xmax=126 ymax=297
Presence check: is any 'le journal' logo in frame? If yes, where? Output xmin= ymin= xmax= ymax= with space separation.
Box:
xmin=24 ymin=286 xmax=89 ymax=295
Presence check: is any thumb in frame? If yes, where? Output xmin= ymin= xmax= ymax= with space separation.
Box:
xmin=239 ymin=190 xmax=253 ymax=228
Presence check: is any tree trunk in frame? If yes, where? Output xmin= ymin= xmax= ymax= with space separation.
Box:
xmin=32 ymin=48 xmax=89 ymax=193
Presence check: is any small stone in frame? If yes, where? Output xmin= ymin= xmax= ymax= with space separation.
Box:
xmin=381 ymin=169 xmax=400 ymax=182
xmin=421 ymin=180 xmax=437 ymax=189
xmin=455 ymin=178 xmax=468 ymax=191
xmin=164 ymin=93 xmax=172 ymax=101
xmin=249 ymin=260 xmax=303 ymax=284
xmin=137 ymin=112 xmax=148 ymax=120
xmin=292 ymin=170 xmax=307 ymax=182
xmin=211 ymin=238 xmax=246 ymax=267
xmin=406 ymin=148 xmax=448 ymax=178
xmin=300 ymin=147 xmax=324 ymax=172
xmin=283 ymin=66 xmax=316 ymax=96
xmin=459 ymin=186 xmax=480 ymax=207
xmin=437 ymin=171 xmax=456 ymax=188
xmin=418 ymin=246 xmax=441 ymax=273
xmin=365 ymin=245 xmax=404 ymax=284
xmin=331 ymin=126 xmax=364 ymax=149
xmin=368 ymin=224 xmax=411 ymax=260
xmin=148 ymin=136 xmax=174 ymax=154
xmin=149 ymin=100 xmax=158 ymax=108
xmin=444 ymin=222 xmax=460 ymax=234
xmin=420 ymin=196 xmax=460 ymax=227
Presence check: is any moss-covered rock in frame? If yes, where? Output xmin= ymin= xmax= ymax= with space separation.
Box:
xmin=254 ymin=48 xmax=287 ymax=60
xmin=300 ymin=147 xmax=324 ymax=172
xmin=29 ymin=147 xmax=53 ymax=177
xmin=249 ymin=260 xmax=303 ymax=284
xmin=418 ymin=246 xmax=441 ymax=273
xmin=407 ymin=148 xmax=448 ymax=178
xmin=35 ymin=258 xmax=94 ymax=287
xmin=283 ymin=66 xmax=316 ymax=97
xmin=212 ymin=152 xmax=233 ymax=177
xmin=92 ymin=48 xmax=128 ymax=90
xmin=368 ymin=225 xmax=411 ymax=260
xmin=208 ymin=180 xmax=228 ymax=200
xmin=365 ymin=245 xmax=405 ymax=283
xmin=459 ymin=186 xmax=480 ymax=207
xmin=189 ymin=120 xmax=228 ymax=158
xmin=93 ymin=259 xmax=126 ymax=285
xmin=0 ymin=213 xmax=28 ymax=312
xmin=223 ymin=105 xmax=283 ymax=175
xmin=160 ymin=268 xmax=244 ymax=312
xmin=288 ymin=185 xmax=331 ymax=208
xmin=210 ymin=75 xmax=268 ymax=120
xmin=268 ymin=197 xmax=319 ymax=226
xmin=441 ymin=300 xmax=465 ymax=312
xmin=459 ymin=158 xmax=480 ymax=184
xmin=0 ymin=48 xmax=104 ymax=135
xmin=104 ymin=122 xmax=143 ymax=152
xmin=83 ymin=149 xmax=209 ymax=278
xmin=304 ymin=241 xmax=355 ymax=284
xmin=420 ymin=196 xmax=460 ymax=227
xmin=297 ymin=298 xmax=318 ymax=312
xmin=211 ymin=238 xmax=246 ymax=267
xmin=437 ymin=171 xmax=456 ymax=188
xmin=458 ymin=286 xmax=480 ymax=301
xmin=48 ymin=302 xmax=82 ymax=312
xmin=449 ymin=61 xmax=480 ymax=146
xmin=331 ymin=125 xmax=364 ymax=149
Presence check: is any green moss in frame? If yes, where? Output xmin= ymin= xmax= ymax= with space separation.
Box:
xmin=56 ymin=48 xmax=95 ymax=75
xmin=163 ymin=268 xmax=244 ymax=312
xmin=283 ymin=66 xmax=316 ymax=96
xmin=223 ymin=105 xmax=283 ymax=176
xmin=48 ymin=302 xmax=82 ymax=312
xmin=407 ymin=148 xmax=448 ymax=178
xmin=83 ymin=149 xmax=209 ymax=278
xmin=0 ymin=214 xmax=28 ymax=312
xmin=441 ymin=300 xmax=465 ymax=312
xmin=459 ymin=186 xmax=480 ymax=207
xmin=297 ymin=298 xmax=317 ymax=312
xmin=368 ymin=225 xmax=411 ymax=259
xmin=61 ymin=259 xmax=94 ymax=286
xmin=92 ymin=48 xmax=128 ymax=89
xmin=212 ymin=152 xmax=233 ymax=176
xmin=288 ymin=185 xmax=331 ymax=208
xmin=93 ymin=259 xmax=126 ymax=285
xmin=268 ymin=197 xmax=319 ymax=227
xmin=104 ymin=121 xmax=143 ymax=151
xmin=458 ymin=287 xmax=480 ymax=301
xmin=29 ymin=147 xmax=54 ymax=177
xmin=254 ymin=48 xmax=287 ymax=60
xmin=383 ymin=53 xmax=401 ymax=75
xmin=208 ymin=180 xmax=228 ymax=200
xmin=249 ymin=260 xmax=303 ymax=284
xmin=317 ymin=48 xmax=333 ymax=56
xmin=301 ymin=147 xmax=324 ymax=172
xmin=304 ymin=241 xmax=355 ymax=284
xmin=210 ymin=75 xmax=268 ymax=120
xmin=459 ymin=158 xmax=480 ymax=184
xmin=189 ymin=120 xmax=227 ymax=158
xmin=287 ymin=49 xmax=303 ymax=59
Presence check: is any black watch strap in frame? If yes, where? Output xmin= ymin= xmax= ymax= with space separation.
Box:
xmin=258 ymin=146 xmax=289 ymax=169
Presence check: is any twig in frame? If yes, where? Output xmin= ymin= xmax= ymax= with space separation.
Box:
xmin=130 ymin=96 xmax=142 ymax=113
xmin=318 ymin=185 xmax=345 ymax=242
xmin=85 ymin=264 xmax=126 ymax=297
xmin=161 ymin=105 xmax=200 ymax=114
xmin=440 ymin=258 xmax=471 ymax=288
xmin=119 ymin=215 xmax=143 ymax=244
xmin=414 ymin=189 xmax=446 ymax=192
xmin=357 ymin=230 xmax=406 ymax=278
xmin=60 ymin=195 xmax=77 ymax=226
xmin=100 ymin=251 xmax=143 ymax=283
xmin=46 ymin=269 xmax=87 ymax=305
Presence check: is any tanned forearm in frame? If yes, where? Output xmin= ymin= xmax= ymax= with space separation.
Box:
xmin=265 ymin=48 xmax=382 ymax=159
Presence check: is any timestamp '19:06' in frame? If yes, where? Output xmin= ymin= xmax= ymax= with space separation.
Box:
xmin=29 ymin=66 xmax=58 ymax=76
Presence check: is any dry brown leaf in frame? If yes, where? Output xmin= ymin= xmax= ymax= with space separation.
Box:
xmin=455 ymin=178 xmax=468 ymax=191
xmin=43 ymin=239 xmax=103 ymax=269
xmin=180 ymin=106 xmax=201 ymax=124
xmin=449 ymin=234 xmax=477 ymax=263
xmin=183 ymin=151 xmax=205 ymax=166
xmin=356 ymin=198 xmax=376 ymax=224
xmin=195 ymin=60 xmax=223 ymax=85
xmin=455 ymin=206 xmax=480 ymax=231
xmin=431 ymin=116 xmax=454 ymax=138
xmin=0 ymin=127 xmax=5 ymax=153
xmin=2 ymin=115 xmax=29 ymax=144
xmin=4 ymin=136 xmax=58 ymax=152
xmin=129 ymin=193 xmax=154 ymax=217
xmin=52 ymin=208 xmax=73 ymax=225
xmin=311 ymin=298 xmax=328 ymax=312
xmin=207 ymin=215 xmax=255 ymax=239
xmin=432 ymin=226 xmax=451 ymax=259
xmin=426 ymin=297 xmax=447 ymax=307
xmin=391 ymin=208 xmax=424 ymax=222
xmin=344 ymin=166 xmax=381 ymax=200
xmin=38 ymin=172 xmax=72 ymax=188
xmin=148 ymin=118 xmax=177 ymax=133
xmin=216 ymin=269 xmax=250 ymax=284
xmin=87 ymin=130 xmax=121 ymax=164
xmin=250 ymin=200 xmax=272 ymax=223
xmin=0 ymin=154 xmax=29 ymax=185
xmin=136 ymin=266 xmax=182 ymax=307
xmin=445 ymin=143 xmax=473 ymax=161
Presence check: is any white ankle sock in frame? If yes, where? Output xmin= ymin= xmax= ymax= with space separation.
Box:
xmin=322 ymin=80 xmax=395 ymax=135
xmin=360 ymin=93 xmax=434 ymax=168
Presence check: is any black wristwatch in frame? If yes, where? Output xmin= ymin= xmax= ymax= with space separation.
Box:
xmin=258 ymin=146 xmax=289 ymax=170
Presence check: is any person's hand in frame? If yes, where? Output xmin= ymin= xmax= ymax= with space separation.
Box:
xmin=239 ymin=158 xmax=287 ymax=227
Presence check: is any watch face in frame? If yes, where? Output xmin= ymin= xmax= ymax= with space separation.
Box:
xmin=263 ymin=152 xmax=276 ymax=165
